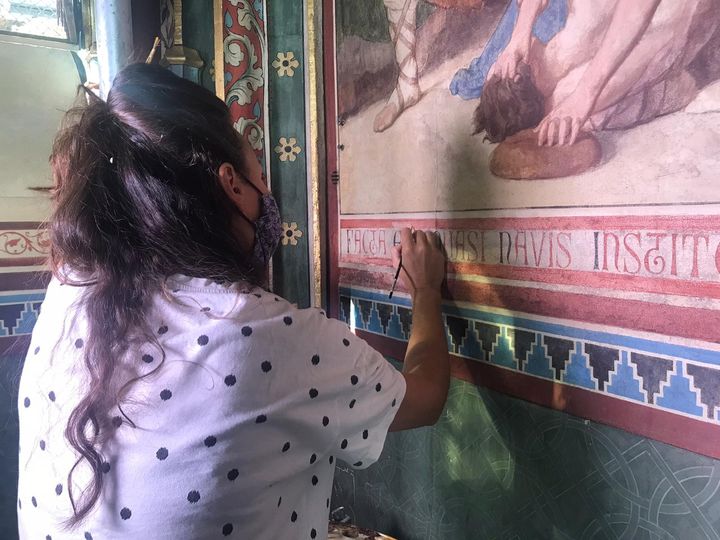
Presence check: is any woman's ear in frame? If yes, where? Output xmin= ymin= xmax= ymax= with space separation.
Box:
xmin=218 ymin=162 xmax=262 ymax=221
xmin=218 ymin=162 xmax=245 ymax=206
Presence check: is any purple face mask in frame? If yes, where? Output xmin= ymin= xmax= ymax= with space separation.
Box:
xmin=251 ymin=192 xmax=283 ymax=266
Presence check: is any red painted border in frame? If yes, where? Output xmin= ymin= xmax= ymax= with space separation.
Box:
xmin=0 ymin=222 xmax=44 ymax=230
xmin=323 ymin=0 xmax=340 ymax=320
xmin=0 ymin=258 xmax=46 ymax=268
xmin=340 ymin=215 xmax=720 ymax=230
xmin=0 ymin=334 xmax=31 ymax=357
xmin=357 ymin=330 xmax=720 ymax=460
xmin=341 ymin=255 xmax=720 ymax=300
xmin=0 ymin=271 xmax=51 ymax=292
xmin=340 ymin=267 xmax=720 ymax=343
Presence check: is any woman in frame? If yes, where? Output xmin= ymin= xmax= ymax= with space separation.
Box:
xmin=16 ymin=63 xmax=449 ymax=539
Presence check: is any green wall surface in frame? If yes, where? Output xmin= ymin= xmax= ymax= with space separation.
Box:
xmin=333 ymin=378 xmax=720 ymax=540
xmin=182 ymin=0 xmax=216 ymax=92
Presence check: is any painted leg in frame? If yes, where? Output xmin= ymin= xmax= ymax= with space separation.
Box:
xmin=374 ymin=0 xmax=421 ymax=132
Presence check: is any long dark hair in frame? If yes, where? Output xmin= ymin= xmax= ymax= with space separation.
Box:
xmin=49 ymin=63 xmax=260 ymax=526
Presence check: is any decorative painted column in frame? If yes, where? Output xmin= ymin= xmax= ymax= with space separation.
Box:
xmin=221 ymin=0 xmax=267 ymax=166
xmin=94 ymin=0 xmax=133 ymax=97
xmin=220 ymin=0 xmax=314 ymax=307
xmin=266 ymin=1 xmax=312 ymax=307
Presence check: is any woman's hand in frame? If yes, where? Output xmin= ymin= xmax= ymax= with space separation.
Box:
xmin=392 ymin=228 xmax=445 ymax=299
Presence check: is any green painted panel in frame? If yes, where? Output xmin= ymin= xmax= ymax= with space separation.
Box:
xmin=182 ymin=0 xmax=216 ymax=92
xmin=267 ymin=1 xmax=311 ymax=307
xmin=333 ymin=378 xmax=720 ymax=539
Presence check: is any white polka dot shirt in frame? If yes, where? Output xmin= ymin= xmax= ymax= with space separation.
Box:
xmin=17 ymin=276 xmax=406 ymax=539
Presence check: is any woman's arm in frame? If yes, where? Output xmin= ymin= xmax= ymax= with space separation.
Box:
xmin=389 ymin=228 xmax=449 ymax=431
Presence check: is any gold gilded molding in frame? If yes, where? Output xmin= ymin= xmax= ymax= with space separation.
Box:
xmin=305 ymin=0 xmax=324 ymax=308
xmin=213 ymin=0 xmax=225 ymax=100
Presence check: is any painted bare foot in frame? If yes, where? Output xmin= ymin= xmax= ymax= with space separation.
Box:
xmin=373 ymin=84 xmax=420 ymax=132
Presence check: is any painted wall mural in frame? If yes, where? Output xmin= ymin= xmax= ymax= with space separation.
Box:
xmin=330 ymin=0 xmax=720 ymax=458
xmin=222 ymin=0 xmax=266 ymax=165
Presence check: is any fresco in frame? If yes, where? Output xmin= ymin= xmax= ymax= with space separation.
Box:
xmin=332 ymin=0 xmax=720 ymax=457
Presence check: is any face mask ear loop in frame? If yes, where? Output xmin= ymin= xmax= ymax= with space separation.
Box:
xmin=233 ymin=173 xmax=264 ymax=228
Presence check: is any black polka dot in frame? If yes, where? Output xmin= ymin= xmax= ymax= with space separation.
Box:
xmin=283 ymin=316 xmax=293 ymax=325
xmin=48 ymin=391 xmax=55 ymax=402
xmin=253 ymin=293 xmax=262 ymax=298
xmin=31 ymin=496 xmax=37 ymax=507
xmin=277 ymin=496 xmax=282 ymax=507
xmin=354 ymin=461 xmax=363 ymax=467
xmin=197 ymin=335 xmax=209 ymax=346
xmin=309 ymin=388 xmax=318 ymax=399
xmin=101 ymin=462 xmax=111 ymax=474
xmin=142 ymin=354 xmax=154 ymax=363
xmin=311 ymin=528 xmax=317 ymax=538
xmin=34 ymin=346 xmax=40 ymax=355
xmin=241 ymin=326 xmax=252 ymax=337
xmin=349 ymin=399 xmax=356 ymax=409
xmin=311 ymin=354 xmax=320 ymax=365
xmin=23 ymin=397 xmax=30 ymax=408
xmin=322 ymin=416 xmax=329 ymax=427
xmin=85 ymin=532 xmax=94 ymax=540
xmin=111 ymin=416 xmax=122 ymax=428
xmin=187 ymin=490 xmax=200 ymax=503
xmin=392 ymin=398 xmax=397 ymax=407
xmin=224 ymin=374 xmax=237 ymax=386
xmin=201 ymin=307 xmax=211 ymax=312
xmin=291 ymin=511 xmax=298 ymax=522
xmin=310 ymin=453 xmax=317 ymax=464
xmin=156 ymin=447 xmax=169 ymax=460
xmin=75 ymin=338 xmax=84 ymax=349
xmin=329 ymin=456 xmax=334 ymax=465
xmin=120 ymin=507 xmax=131 ymax=520
xmin=204 ymin=436 xmax=217 ymax=447
xmin=375 ymin=383 xmax=382 ymax=392
xmin=282 ymin=441 xmax=291 ymax=452
xmin=256 ymin=414 xmax=267 ymax=423
xmin=341 ymin=439 xmax=348 ymax=450
xmin=350 ymin=375 xmax=358 ymax=385
xmin=160 ymin=389 xmax=172 ymax=401
xmin=311 ymin=475 xmax=318 ymax=486
xmin=222 ymin=523 xmax=233 ymax=536
xmin=362 ymin=429 xmax=369 ymax=440
xmin=39 ymin=440 xmax=46 ymax=450
xmin=18 ymin=499 xmax=21 ymax=510
xmin=261 ymin=361 xmax=272 ymax=373
xmin=275 ymin=297 xmax=280 ymax=302
xmin=326 ymin=498 xmax=330 ymax=508
xmin=55 ymin=483 xmax=62 ymax=495
xmin=343 ymin=338 xmax=350 ymax=347
xmin=158 ymin=325 xmax=168 ymax=335
xmin=227 ymin=468 xmax=239 ymax=481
